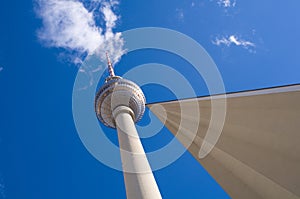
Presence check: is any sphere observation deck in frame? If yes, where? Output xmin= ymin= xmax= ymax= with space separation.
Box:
xmin=95 ymin=76 xmax=146 ymax=128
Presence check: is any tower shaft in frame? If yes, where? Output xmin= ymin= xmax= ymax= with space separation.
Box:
xmin=113 ymin=106 xmax=162 ymax=199
xmin=95 ymin=53 xmax=161 ymax=198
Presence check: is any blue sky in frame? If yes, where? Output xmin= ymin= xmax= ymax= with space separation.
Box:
xmin=1 ymin=0 xmax=300 ymax=198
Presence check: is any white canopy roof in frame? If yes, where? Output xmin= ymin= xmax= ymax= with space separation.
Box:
xmin=148 ymin=84 xmax=300 ymax=199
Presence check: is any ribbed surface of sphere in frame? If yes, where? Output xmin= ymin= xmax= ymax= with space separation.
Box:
xmin=95 ymin=76 xmax=146 ymax=128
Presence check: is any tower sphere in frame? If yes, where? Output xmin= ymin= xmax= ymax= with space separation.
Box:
xmin=95 ymin=75 xmax=146 ymax=128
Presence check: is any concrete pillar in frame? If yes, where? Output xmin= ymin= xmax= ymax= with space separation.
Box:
xmin=113 ymin=106 xmax=162 ymax=199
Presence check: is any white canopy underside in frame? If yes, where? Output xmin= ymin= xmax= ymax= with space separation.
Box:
xmin=147 ymin=84 xmax=300 ymax=199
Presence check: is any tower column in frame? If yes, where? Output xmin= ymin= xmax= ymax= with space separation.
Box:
xmin=113 ymin=106 xmax=162 ymax=199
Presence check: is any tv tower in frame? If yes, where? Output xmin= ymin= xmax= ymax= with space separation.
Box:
xmin=95 ymin=53 xmax=162 ymax=199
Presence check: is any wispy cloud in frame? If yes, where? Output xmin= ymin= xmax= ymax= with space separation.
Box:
xmin=212 ymin=34 xmax=255 ymax=51
xmin=35 ymin=0 xmax=125 ymax=64
xmin=0 ymin=175 xmax=5 ymax=199
xmin=176 ymin=8 xmax=185 ymax=21
xmin=0 ymin=67 xmax=3 ymax=72
xmin=217 ymin=0 xmax=236 ymax=8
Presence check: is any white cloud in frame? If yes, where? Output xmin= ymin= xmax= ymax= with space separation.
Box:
xmin=98 ymin=2 xmax=125 ymax=63
xmin=101 ymin=2 xmax=118 ymax=30
xmin=228 ymin=35 xmax=254 ymax=47
xmin=213 ymin=35 xmax=255 ymax=48
xmin=35 ymin=0 xmax=125 ymax=64
xmin=217 ymin=0 xmax=236 ymax=8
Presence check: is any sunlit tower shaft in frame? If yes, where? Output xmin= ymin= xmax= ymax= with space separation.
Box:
xmin=95 ymin=54 xmax=162 ymax=199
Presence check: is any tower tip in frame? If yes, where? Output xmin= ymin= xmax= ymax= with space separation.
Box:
xmin=106 ymin=52 xmax=115 ymax=77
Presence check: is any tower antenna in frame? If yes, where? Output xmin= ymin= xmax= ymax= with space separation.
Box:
xmin=106 ymin=52 xmax=115 ymax=77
